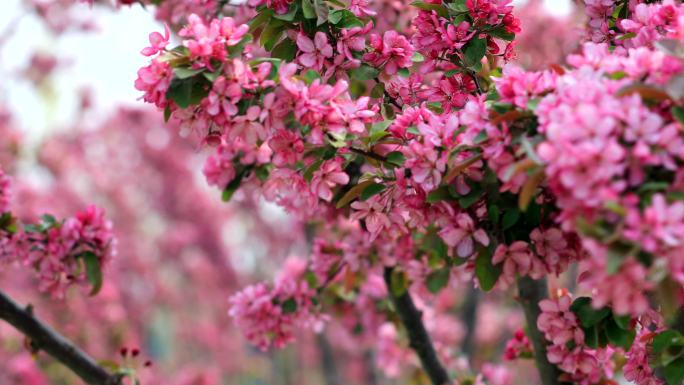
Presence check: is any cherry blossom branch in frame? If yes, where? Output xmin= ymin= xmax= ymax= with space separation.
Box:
xmin=517 ymin=277 xmax=561 ymax=385
xmin=383 ymin=267 xmax=450 ymax=385
xmin=0 ymin=290 xmax=123 ymax=385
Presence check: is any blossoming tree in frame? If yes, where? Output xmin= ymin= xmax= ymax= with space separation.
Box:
xmin=3 ymin=0 xmax=684 ymax=384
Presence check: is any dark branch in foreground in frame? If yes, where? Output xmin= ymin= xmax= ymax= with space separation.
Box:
xmin=383 ymin=267 xmax=450 ymax=385
xmin=0 ymin=290 xmax=123 ymax=385
xmin=517 ymin=277 xmax=561 ymax=385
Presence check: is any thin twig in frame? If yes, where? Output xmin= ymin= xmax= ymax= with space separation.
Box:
xmin=0 ymin=290 xmax=123 ymax=385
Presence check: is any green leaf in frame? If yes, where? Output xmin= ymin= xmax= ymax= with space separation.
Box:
xmin=570 ymin=297 xmax=610 ymax=328
xmin=360 ymin=183 xmax=386 ymax=200
xmin=463 ymin=37 xmax=487 ymax=68
xmin=271 ymin=38 xmax=297 ymax=61
xmin=447 ymin=0 xmax=467 ymax=12
xmin=385 ymin=151 xmax=405 ymax=167
xmin=302 ymin=0 xmax=316 ymax=18
xmin=302 ymin=69 xmax=322 ymax=84
xmin=370 ymin=83 xmax=385 ymax=98
xmin=653 ymin=330 xmax=682 ymax=354
xmin=411 ymin=52 xmax=425 ymax=62
xmin=248 ymin=9 xmax=274 ymax=32
xmin=458 ymin=189 xmax=481 ymax=209
xmin=260 ymin=19 xmax=285 ymax=51
xmin=582 ymin=325 xmax=599 ymax=349
xmin=166 ymin=76 xmax=210 ymax=109
xmin=173 ymin=67 xmax=204 ymax=79
xmin=605 ymin=318 xmax=635 ymax=350
xmin=163 ymin=105 xmax=172 ymax=122
xmin=303 ymin=160 xmax=323 ymax=182
xmin=426 ymin=186 xmax=453 ymax=203
xmin=488 ymin=27 xmax=515 ymax=41
xmin=222 ymin=168 xmax=248 ymax=202
xmin=81 ymin=251 xmax=103 ymax=296
xmin=350 ymin=64 xmax=380 ymax=80
xmin=282 ymin=298 xmax=298 ymax=314
xmin=328 ymin=9 xmax=363 ymax=28
xmin=488 ymin=205 xmax=500 ymax=225
xmin=426 ymin=268 xmax=450 ymax=294
xmin=475 ymin=246 xmax=501 ymax=291
xmin=502 ymin=209 xmax=520 ymax=230
xmin=410 ymin=1 xmax=448 ymax=17
xmin=672 ymin=106 xmax=684 ymax=125
xmin=614 ymin=315 xmax=632 ymax=330
xmin=664 ymin=357 xmax=684 ymax=385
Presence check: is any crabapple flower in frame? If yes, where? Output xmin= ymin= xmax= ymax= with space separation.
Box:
xmin=439 ymin=213 xmax=489 ymax=258
xmin=297 ymin=32 xmax=333 ymax=72
xmin=310 ymin=158 xmax=350 ymax=202
xmin=141 ymin=24 xmax=170 ymax=56
xmin=363 ymin=31 xmax=414 ymax=75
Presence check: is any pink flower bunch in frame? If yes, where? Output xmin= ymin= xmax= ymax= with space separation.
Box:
xmin=618 ymin=1 xmax=684 ymax=48
xmin=623 ymin=314 xmax=665 ymax=385
xmin=411 ymin=11 xmax=473 ymax=55
xmin=134 ymin=59 xmax=173 ymax=109
xmin=0 ymin=167 xmax=11 ymax=213
xmin=577 ymin=251 xmax=652 ymax=316
xmin=583 ymin=0 xmax=617 ymax=43
xmin=178 ymin=14 xmax=249 ymax=68
xmin=1 ymin=205 xmax=114 ymax=299
xmin=503 ymin=329 xmax=532 ymax=360
xmin=228 ymin=259 xmax=325 ymax=351
xmin=537 ymin=295 xmax=613 ymax=384
xmin=363 ymin=31 xmax=415 ymax=75
xmin=296 ymin=32 xmax=334 ymax=72
xmin=466 ymin=0 xmax=519 ymax=33
xmin=493 ymin=65 xmax=556 ymax=109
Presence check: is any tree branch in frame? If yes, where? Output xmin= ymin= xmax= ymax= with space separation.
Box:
xmin=460 ymin=286 xmax=480 ymax=359
xmin=0 ymin=290 xmax=123 ymax=385
xmin=383 ymin=267 xmax=450 ymax=385
xmin=317 ymin=333 xmax=342 ymax=385
xmin=517 ymin=277 xmax=561 ymax=385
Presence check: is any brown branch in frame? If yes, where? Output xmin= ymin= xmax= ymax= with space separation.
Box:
xmin=517 ymin=277 xmax=561 ymax=385
xmin=0 ymin=290 xmax=123 ymax=385
xmin=383 ymin=267 xmax=450 ymax=385
xmin=317 ymin=333 xmax=343 ymax=385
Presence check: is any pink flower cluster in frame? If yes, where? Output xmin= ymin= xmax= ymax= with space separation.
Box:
xmin=0 ymin=167 xmax=11 ymax=213
xmin=228 ymin=258 xmax=326 ymax=350
xmin=179 ymin=14 xmax=249 ymax=68
xmin=503 ymin=329 xmax=532 ymax=360
xmin=537 ymin=295 xmax=614 ymax=384
xmin=1 ymin=205 xmax=115 ymax=298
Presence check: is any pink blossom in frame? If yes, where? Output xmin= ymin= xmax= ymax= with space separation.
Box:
xmin=297 ymin=32 xmax=333 ymax=71
xmin=134 ymin=59 xmax=173 ymax=108
xmin=311 ymin=158 xmax=350 ymax=202
xmin=349 ymin=0 xmax=376 ymax=17
xmin=363 ymin=31 xmax=414 ymax=75
xmin=268 ymin=129 xmax=304 ymax=167
xmin=438 ymin=213 xmax=489 ymax=258
xmin=624 ymin=194 xmax=684 ymax=253
xmin=141 ymin=24 xmax=170 ymax=56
